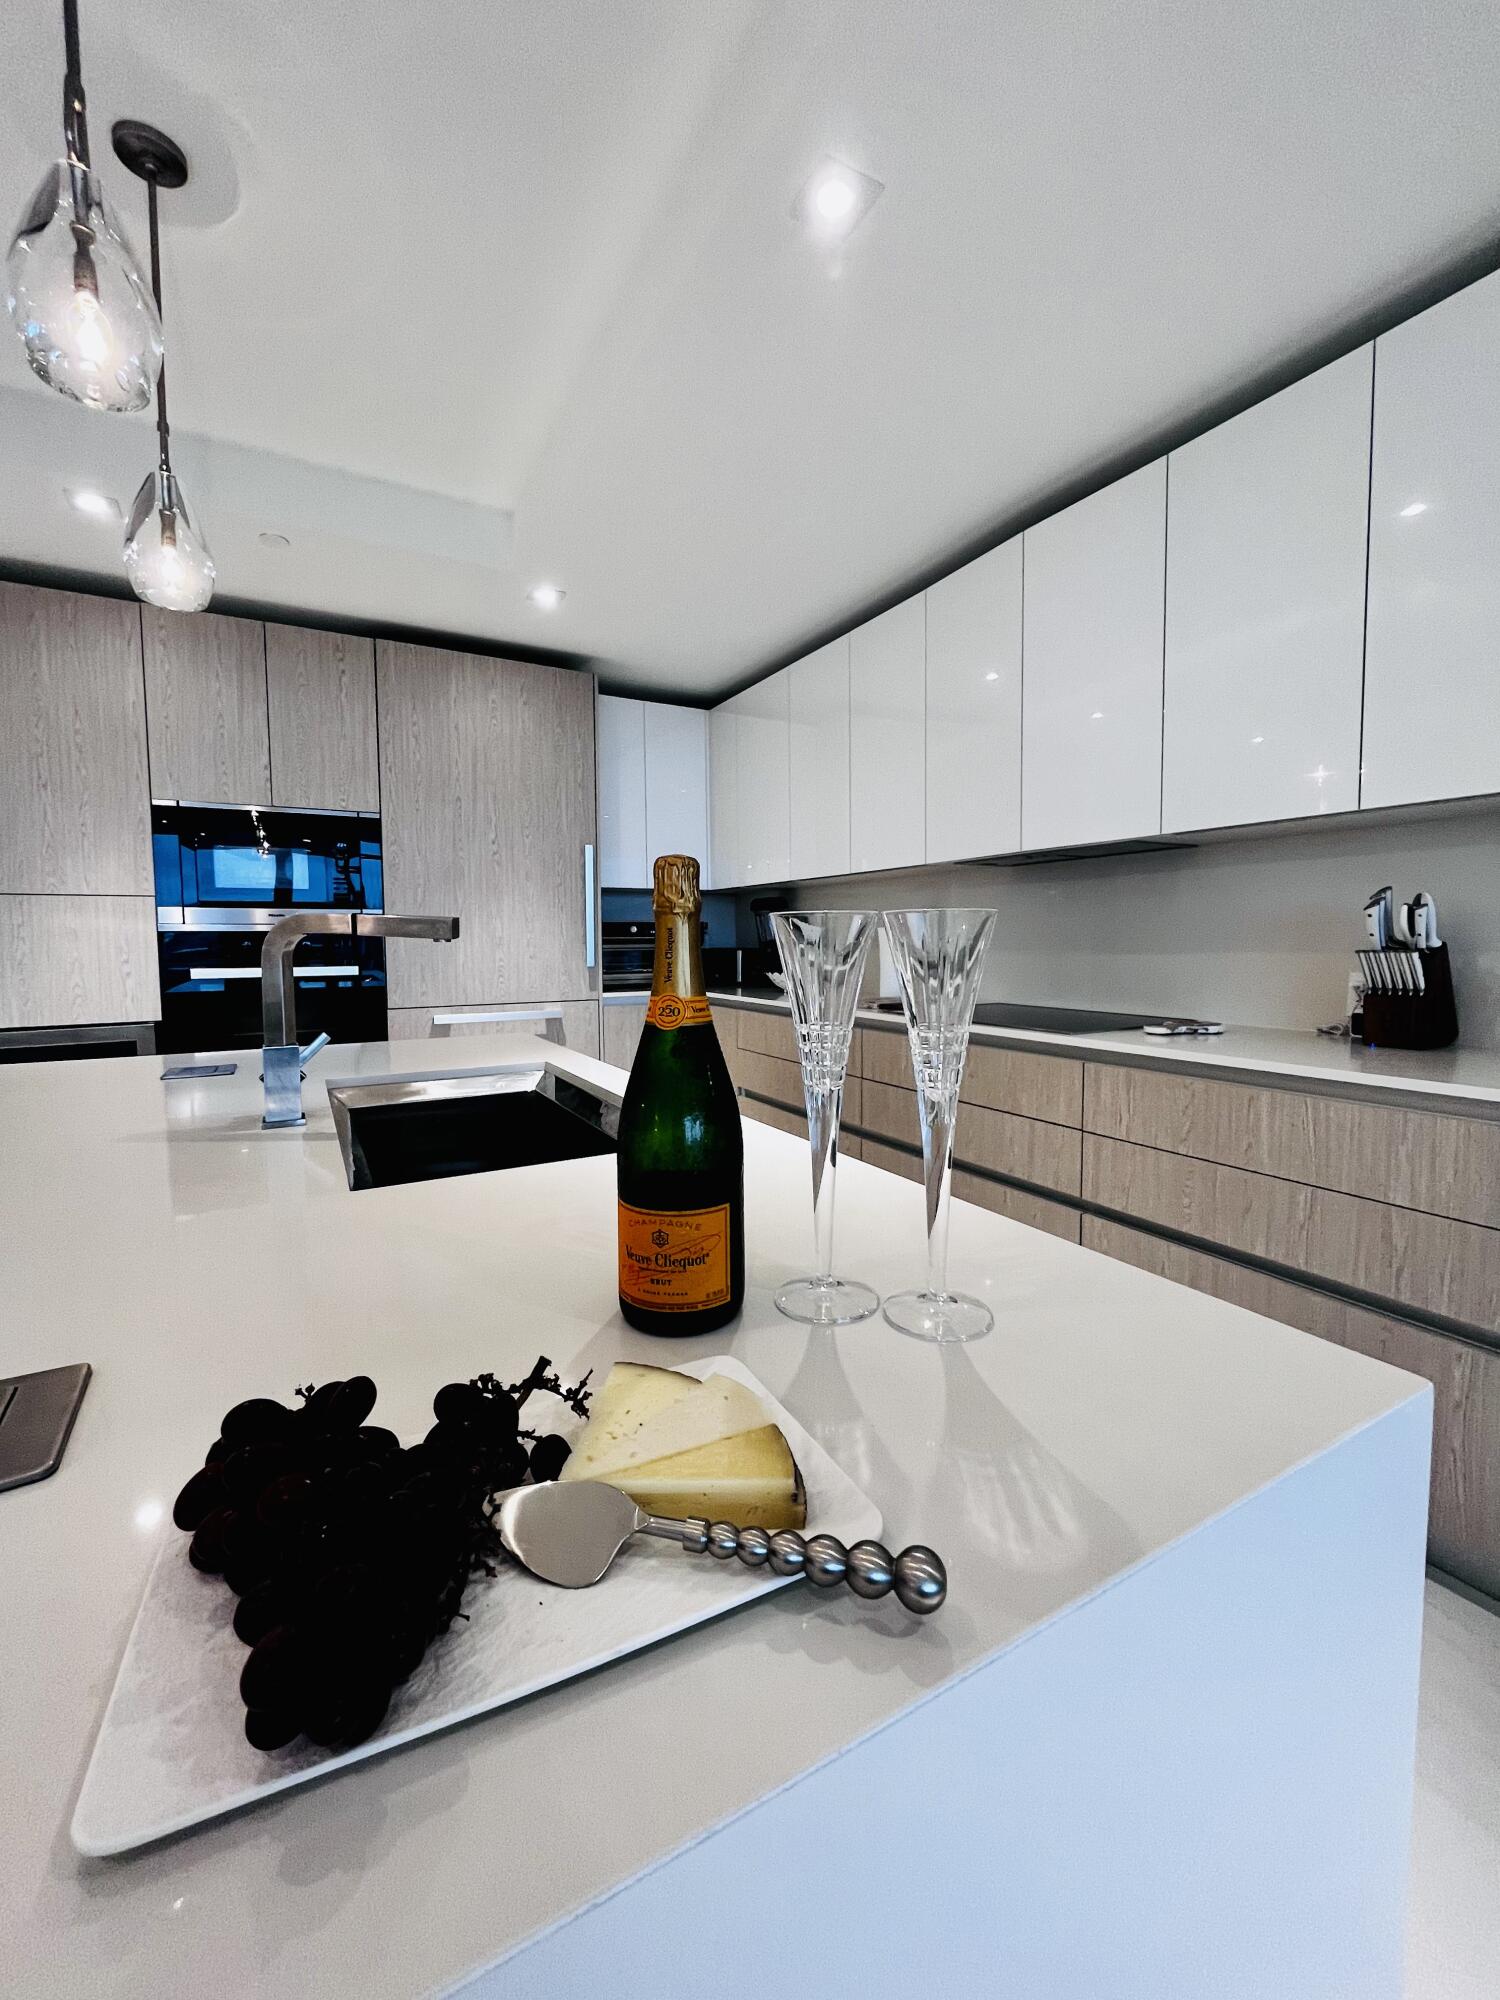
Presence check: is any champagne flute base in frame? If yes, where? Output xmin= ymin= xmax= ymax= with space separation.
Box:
xmin=774 ymin=1276 xmax=880 ymax=1326
xmin=882 ymin=1288 xmax=993 ymax=1344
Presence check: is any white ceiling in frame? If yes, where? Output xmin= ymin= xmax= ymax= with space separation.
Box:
xmin=2 ymin=0 xmax=1499 ymax=697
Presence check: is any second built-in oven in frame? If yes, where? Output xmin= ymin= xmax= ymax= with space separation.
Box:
xmin=153 ymin=803 xmax=388 ymax=1053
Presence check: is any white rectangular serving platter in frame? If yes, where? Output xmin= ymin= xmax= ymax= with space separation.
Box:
xmin=72 ymin=1356 xmax=880 ymax=1856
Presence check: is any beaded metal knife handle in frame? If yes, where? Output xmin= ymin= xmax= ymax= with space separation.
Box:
xmin=639 ymin=1515 xmax=947 ymax=1613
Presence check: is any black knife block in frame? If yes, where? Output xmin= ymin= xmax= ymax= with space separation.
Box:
xmin=1361 ymin=943 xmax=1458 ymax=1051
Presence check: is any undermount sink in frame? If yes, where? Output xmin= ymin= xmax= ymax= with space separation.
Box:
xmin=327 ymin=1066 xmax=619 ymax=1192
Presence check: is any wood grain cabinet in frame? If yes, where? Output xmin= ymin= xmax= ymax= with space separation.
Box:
xmin=0 ymin=581 xmax=151 ymax=894
xmin=924 ymin=542 xmax=1022 ymax=864
xmin=142 ymin=607 xmax=271 ymax=804
xmin=1161 ymin=347 xmax=1371 ymax=832
xmin=376 ymin=640 xmax=597 ymax=1010
xmin=265 ymin=624 xmax=378 ymax=810
xmin=601 ymin=998 xmax=649 ymax=1070
xmin=0 ymin=892 xmax=158 ymax=1026
xmin=1021 ymin=463 xmax=1165 ymax=851
xmin=1084 ymin=1216 xmax=1500 ymax=1598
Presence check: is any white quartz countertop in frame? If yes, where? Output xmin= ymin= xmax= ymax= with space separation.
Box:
xmin=1 ymin=1033 xmax=1425 ymax=1997
xmin=709 ymin=988 xmax=1500 ymax=1109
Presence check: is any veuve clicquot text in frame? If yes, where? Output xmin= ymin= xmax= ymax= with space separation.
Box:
xmin=616 ymin=854 xmax=744 ymax=1335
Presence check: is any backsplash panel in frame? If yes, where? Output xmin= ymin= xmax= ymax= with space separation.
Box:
xmin=773 ymin=803 xmax=1500 ymax=1049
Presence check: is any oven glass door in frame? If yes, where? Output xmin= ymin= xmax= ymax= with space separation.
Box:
xmin=153 ymin=806 xmax=382 ymax=915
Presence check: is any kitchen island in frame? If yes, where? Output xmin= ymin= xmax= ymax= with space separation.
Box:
xmin=1 ymin=1033 xmax=1430 ymax=1999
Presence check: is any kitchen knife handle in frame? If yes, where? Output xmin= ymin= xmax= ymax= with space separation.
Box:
xmin=642 ymin=1515 xmax=947 ymax=1613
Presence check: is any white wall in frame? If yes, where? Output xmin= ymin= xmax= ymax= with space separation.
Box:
xmin=782 ymin=803 xmax=1500 ymax=1048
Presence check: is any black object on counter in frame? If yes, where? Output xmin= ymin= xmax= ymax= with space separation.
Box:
xmin=0 ymin=1363 xmax=91 ymax=1493
xmin=1362 ymin=943 xmax=1459 ymax=1051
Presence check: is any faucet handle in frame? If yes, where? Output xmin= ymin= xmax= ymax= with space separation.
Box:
xmin=298 ymin=1031 xmax=331 ymax=1066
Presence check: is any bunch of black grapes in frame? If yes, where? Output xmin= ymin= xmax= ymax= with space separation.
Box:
xmin=172 ymin=1357 xmax=591 ymax=1753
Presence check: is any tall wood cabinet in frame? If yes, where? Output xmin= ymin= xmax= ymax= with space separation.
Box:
xmin=142 ymin=607 xmax=271 ymax=804
xmin=376 ymin=640 xmax=598 ymax=1012
xmin=265 ymin=624 xmax=378 ymax=810
xmin=0 ymin=582 xmax=158 ymax=1027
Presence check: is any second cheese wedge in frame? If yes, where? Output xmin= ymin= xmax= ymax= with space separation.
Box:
xmin=563 ymin=1370 xmax=770 ymax=1482
xmin=601 ymin=1425 xmax=807 ymax=1530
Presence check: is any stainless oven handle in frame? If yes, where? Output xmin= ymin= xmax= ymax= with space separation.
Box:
xmin=584 ymin=844 xmax=597 ymax=971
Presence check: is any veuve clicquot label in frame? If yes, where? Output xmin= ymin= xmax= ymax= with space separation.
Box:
xmin=616 ymin=854 xmax=745 ymax=1337
xmin=618 ymin=1201 xmax=733 ymax=1313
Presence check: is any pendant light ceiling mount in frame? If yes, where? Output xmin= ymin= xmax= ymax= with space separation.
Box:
xmin=111 ymin=122 xmax=189 ymax=192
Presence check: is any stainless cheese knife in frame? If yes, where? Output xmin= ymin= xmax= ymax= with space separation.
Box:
xmin=491 ymin=1479 xmax=947 ymax=1613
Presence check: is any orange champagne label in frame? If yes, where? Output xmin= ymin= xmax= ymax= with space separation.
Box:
xmin=618 ymin=1201 xmax=732 ymax=1313
xmin=644 ymin=992 xmax=712 ymax=1031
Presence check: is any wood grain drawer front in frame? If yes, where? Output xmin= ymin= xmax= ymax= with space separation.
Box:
xmin=862 ymin=1078 xmax=1081 ymax=1199
xmin=0 ymin=893 xmax=159 ymax=1026
xmin=735 ymin=1045 xmax=862 ymax=1127
xmin=744 ymin=1097 xmax=807 ymax=1141
xmin=862 ymin=1026 xmax=1081 ymax=1127
xmin=143 ymin=608 xmax=271 ymax=804
xmin=1082 ymin=1215 xmax=1500 ymax=1598
xmin=1084 ymin=1062 xmax=1500 ymax=1228
xmin=860 ymin=1136 xmax=923 ymax=1183
xmin=1083 ymin=1133 xmax=1500 ymax=1333
xmin=601 ymin=1001 xmax=648 ymax=1071
xmin=0 ymin=583 xmax=151 ymax=895
xmin=737 ymin=1007 xmax=798 ymax=1063
xmin=954 ymin=1170 xmax=1082 ymax=1242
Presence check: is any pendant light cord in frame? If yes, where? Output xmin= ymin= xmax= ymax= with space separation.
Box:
xmin=146 ymin=181 xmax=172 ymax=471
xmin=62 ymin=0 xmax=88 ymax=170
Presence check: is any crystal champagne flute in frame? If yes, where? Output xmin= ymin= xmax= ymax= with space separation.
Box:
xmin=879 ymin=907 xmax=997 ymax=1343
xmin=770 ymin=909 xmax=879 ymax=1325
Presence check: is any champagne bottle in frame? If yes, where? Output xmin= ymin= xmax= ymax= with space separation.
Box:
xmin=616 ymin=855 xmax=744 ymax=1335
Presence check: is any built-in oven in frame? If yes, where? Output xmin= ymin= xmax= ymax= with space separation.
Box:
xmin=153 ymin=803 xmax=387 ymax=1053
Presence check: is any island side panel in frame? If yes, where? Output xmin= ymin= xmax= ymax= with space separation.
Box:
xmin=467 ymin=1388 xmax=1430 ymax=2000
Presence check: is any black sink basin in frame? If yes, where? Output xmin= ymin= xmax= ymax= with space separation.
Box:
xmin=327 ymin=1067 xmax=618 ymax=1191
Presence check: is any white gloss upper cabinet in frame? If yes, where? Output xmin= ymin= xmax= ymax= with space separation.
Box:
xmin=1363 ymin=269 xmax=1500 ymax=808
xmin=1162 ymin=347 xmax=1372 ymax=832
xmin=735 ymin=668 xmax=790 ymax=885
xmin=1022 ymin=464 xmax=1165 ymax=850
xmin=707 ymin=699 xmax=739 ymax=890
xmin=643 ymin=703 xmax=709 ymax=873
xmin=850 ymin=596 xmax=925 ymax=872
xmin=925 ymin=543 xmax=1022 ymax=862
xmin=789 ymin=638 xmax=851 ymax=879
xmin=597 ymin=695 xmax=647 ymax=886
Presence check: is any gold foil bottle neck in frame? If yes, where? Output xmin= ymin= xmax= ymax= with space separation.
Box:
xmin=652 ymin=854 xmax=701 ymax=915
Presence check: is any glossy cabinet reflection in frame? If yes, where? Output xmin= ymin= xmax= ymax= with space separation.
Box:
xmin=851 ymin=595 xmax=925 ymax=873
xmin=736 ymin=667 xmax=790 ymax=885
xmin=789 ymin=637 xmax=851 ymax=879
xmin=1022 ymin=464 xmax=1165 ymax=850
xmin=1363 ymin=268 xmax=1500 ymax=808
xmin=925 ymin=542 xmax=1022 ymax=862
xmin=1162 ymin=348 xmax=1371 ymax=832
xmin=597 ymin=695 xmax=647 ymax=886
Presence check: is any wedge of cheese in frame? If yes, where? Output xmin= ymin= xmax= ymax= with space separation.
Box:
xmin=604 ymin=1425 xmax=807 ymax=1531
xmin=563 ymin=1367 xmax=770 ymax=1482
xmin=562 ymin=1361 xmax=699 ymax=1480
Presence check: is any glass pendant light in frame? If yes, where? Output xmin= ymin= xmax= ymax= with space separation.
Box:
xmin=116 ymin=121 xmax=215 ymax=615
xmin=4 ymin=0 xmax=162 ymax=412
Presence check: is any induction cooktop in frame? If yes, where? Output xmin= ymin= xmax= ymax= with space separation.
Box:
xmin=872 ymin=999 xmax=1160 ymax=1035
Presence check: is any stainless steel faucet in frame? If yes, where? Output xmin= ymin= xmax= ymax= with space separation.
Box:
xmin=260 ymin=912 xmax=461 ymax=1128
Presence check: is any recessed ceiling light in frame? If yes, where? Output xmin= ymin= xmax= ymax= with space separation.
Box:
xmin=528 ymin=582 xmax=564 ymax=610
xmin=792 ymin=157 xmax=883 ymax=243
xmin=1090 ymin=710 xmax=1105 ymax=720
xmin=258 ymin=531 xmax=290 ymax=549
xmin=984 ymin=671 xmax=999 ymax=682
xmin=1399 ymin=501 xmax=1428 ymax=518
xmin=65 ymin=485 xmax=121 ymax=521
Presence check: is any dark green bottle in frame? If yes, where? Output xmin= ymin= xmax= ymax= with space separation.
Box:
xmin=616 ymin=854 xmax=744 ymax=1335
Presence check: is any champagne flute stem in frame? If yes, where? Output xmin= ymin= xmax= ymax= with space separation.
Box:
xmin=805 ymin=1081 xmax=842 ymax=1285
xmin=921 ymin=1091 xmax=958 ymax=1300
